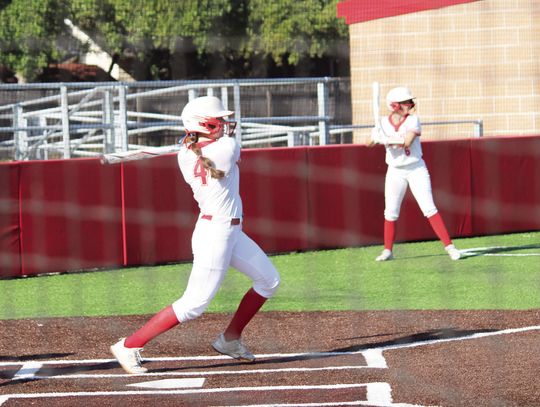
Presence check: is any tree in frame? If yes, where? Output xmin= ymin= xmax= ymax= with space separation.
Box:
xmin=0 ymin=0 xmax=71 ymax=81
xmin=0 ymin=0 xmax=349 ymax=81
xmin=245 ymin=0 xmax=348 ymax=66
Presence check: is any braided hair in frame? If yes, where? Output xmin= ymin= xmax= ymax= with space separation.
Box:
xmin=185 ymin=133 xmax=225 ymax=179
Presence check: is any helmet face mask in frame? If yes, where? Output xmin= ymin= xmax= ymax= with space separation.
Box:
xmin=195 ymin=117 xmax=237 ymax=139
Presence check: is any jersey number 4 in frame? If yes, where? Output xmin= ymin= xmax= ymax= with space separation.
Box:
xmin=194 ymin=159 xmax=208 ymax=185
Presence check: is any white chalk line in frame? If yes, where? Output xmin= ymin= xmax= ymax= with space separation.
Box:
xmin=2 ymin=325 xmax=538 ymax=370
xmin=1 ymin=350 xmax=385 ymax=383
xmin=375 ymin=324 xmax=540 ymax=353
xmin=0 ymin=350 xmax=379 ymax=367
xmin=211 ymin=382 xmax=427 ymax=407
xmin=31 ymin=365 xmax=378 ymax=380
xmin=483 ymin=253 xmax=540 ymax=256
xmin=2 ymin=325 xmax=538 ymax=406
xmin=0 ymin=382 xmax=423 ymax=407
xmin=460 ymin=245 xmax=540 ymax=257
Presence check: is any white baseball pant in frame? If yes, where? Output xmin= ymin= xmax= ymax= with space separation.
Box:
xmin=172 ymin=216 xmax=280 ymax=322
xmin=383 ymin=160 xmax=438 ymax=221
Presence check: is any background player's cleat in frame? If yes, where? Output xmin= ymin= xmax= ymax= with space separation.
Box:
xmin=375 ymin=249 xmax=393 ymax=261
xmin=445 ymin=244 xmax=461 ymax=260
xmin=110 ymin=338 xmax=148 ymax=374
xmin=212 ymin=333 xmax=255 ymax=362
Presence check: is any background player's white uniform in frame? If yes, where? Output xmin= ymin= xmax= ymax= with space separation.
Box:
xmin=370 ymin=86 xmax=460 ymax=262
xmin=380 ymin=114 xmax=438 ymax=221
xmin=173 ymin=136 xmax=280 ymax=322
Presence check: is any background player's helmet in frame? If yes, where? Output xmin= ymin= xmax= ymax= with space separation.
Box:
xmin=386 ymin=87 xmax=415 ymax=111
xmin=181 ymin=96 xmax=234 ymax=135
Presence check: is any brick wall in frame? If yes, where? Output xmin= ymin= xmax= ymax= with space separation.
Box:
xmin=347 ymin=0 xmax=540 ymax=142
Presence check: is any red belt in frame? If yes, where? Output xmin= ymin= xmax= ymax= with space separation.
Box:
xmin=201 ymin=215 xmax=241 ymax=225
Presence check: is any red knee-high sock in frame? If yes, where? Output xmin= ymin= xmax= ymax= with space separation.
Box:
xmin=384 ymin=220 xmax=396 ymax=251
xmin=124 ymin=305 xmax=179 ymax=348
xmin=223 ymin=288 xmax=267 ymax=341
xmin=428 ymin=212 xmax=452 ymax=246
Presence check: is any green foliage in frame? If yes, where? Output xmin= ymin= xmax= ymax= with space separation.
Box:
xmin=1 ymin=231 xmax=539 ymax=320
xmin=0 ymin=0 xmax=70 ymax=80
xmin=246 ymin=0 xmax=348 ymax=65
xmin=69 ymin=0 xmax=232 ymax=54
xmin=0 ymin=0 xmax=348 ymax=81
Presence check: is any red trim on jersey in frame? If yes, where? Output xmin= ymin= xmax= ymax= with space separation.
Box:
xmin=196 ymin=139 xmax=217 ymax=149
xmin=187 ymin=139 xmax=218 ymax=150
xmin=389 ymin=114 xmax=409 ymax=132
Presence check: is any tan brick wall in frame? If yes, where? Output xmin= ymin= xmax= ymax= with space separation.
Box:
xmin=348 ymin=0 xmax=540 ymax=143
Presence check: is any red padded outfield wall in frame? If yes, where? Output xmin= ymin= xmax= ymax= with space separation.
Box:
xmin=0 ymin=136 xmax=539 ymax=278
xmin=17 ymin=158 xmax=124 ymax=276
xmin=0 ymin=163 xmax=20 ymax=278
xmin=469 ymin=137 xmax=540 ymax=235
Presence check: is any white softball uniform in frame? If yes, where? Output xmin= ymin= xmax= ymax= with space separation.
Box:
xmin=379 ymin=114 xmax=438 ymax=221
xmin=172 ymin=136 xmax=280 ymax=323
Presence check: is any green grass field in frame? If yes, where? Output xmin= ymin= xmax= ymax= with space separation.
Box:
xmin=1 ymin=231 xmax=539 ymax=320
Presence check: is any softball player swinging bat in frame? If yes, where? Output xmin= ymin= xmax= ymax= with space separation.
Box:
xmin=368 ymin=86 xmax=461 ymax=262
xmin=111 ymin=96 xmax=280 ymax=374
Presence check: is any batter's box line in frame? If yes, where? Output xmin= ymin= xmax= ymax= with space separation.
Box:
xmin=0 ymin=350 xmax=386 ymax=369
xmin=31 ymin=365 xmax=383 ymax=380
xmin=1 ymin=350 xmax=386 ymax=382
xmin=0 ymin=382 xmax=429 ymax=407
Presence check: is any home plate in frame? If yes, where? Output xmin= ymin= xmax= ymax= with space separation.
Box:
xmin=126 ymin=378 xmax=206 ymax=389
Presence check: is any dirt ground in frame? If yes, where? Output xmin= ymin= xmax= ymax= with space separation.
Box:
xmin=1 ymin=310 xmax=539 ymax=406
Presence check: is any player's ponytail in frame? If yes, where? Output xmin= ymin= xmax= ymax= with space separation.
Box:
xmin=185 ymin=134 xmax=225 ymax=179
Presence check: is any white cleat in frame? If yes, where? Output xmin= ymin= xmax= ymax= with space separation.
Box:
xmin=110 ymin=338 xmax=148 ymax=374
xmin=212 ymin=333 xmax=255 ymax=362
xmin=445 ymin=244 xmax=461 ymax=261
xmin=375 ymin=249 xmax=393 ymax=261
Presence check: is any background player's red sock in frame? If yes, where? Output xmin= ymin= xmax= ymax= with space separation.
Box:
xmin=223 ymin=288 xmax=267 ymax=341
xmin=428 ymin=212 xmax=452 ymax=246
xmin=384 ymin=219 xmax=396 ymax=250
xmin=124 ymin=305 xmax=179 ymax=348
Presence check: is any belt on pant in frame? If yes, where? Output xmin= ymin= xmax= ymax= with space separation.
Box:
xmin=201 ymin=214 xmax=241 ymax=225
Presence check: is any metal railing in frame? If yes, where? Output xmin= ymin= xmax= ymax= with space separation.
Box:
xmin=0 ymin=78 xmax=349 ymax=160
xmin=0 ymin=78 xmax=483 ymax=161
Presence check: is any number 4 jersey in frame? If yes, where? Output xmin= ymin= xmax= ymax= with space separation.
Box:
xmin=177 ymin=136 xmax=243 ymax=219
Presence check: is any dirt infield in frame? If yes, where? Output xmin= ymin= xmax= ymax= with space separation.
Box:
xmin=1 ymin=310 xmax=539 ymax=406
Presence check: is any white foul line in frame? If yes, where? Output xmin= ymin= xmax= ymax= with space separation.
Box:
xmin=484 ymin=253 xmax=540 ymax=256
xmin=375 ymin=324 xmax=540 ymax=353
xmin=459 ymin=246 xmax=540 ymax=257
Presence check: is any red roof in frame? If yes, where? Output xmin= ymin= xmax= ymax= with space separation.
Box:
xmin=337 ymin=0 xmax=481 ymax=25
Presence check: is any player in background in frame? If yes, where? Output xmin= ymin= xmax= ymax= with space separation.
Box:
xmin=111 ymin=96 xmax=280 ymax=374
xmin=368 ymin=86 xmax=461 ymax=262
